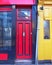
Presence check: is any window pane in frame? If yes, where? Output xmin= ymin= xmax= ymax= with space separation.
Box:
xmin=0 ymin=11 xmax=12 ymax=50
xmin=44 ymin=20 xmax=50 ymax=39
xmin=0 ymin=20 xmax=2 ymax=38
xmin=0 ymin=39 xmax=2 ymax=47
xmin=0 ymin=31 xmax=2 ymax=38
xmin=3 ymin=28 xmax=12 ymax=40
xmin=7 ymin=21 xmax=12 ymax=27
xmin=0 ymin=12 xmax=3 ymax=19
xmin=3 ymin=40 xmax=11 ymax=47
xmin=17 ymin=9 xmax=31 ymax=20
xmin=0 ymin=19 xmax=2 ymax=26
xmin=0 ymin=19 xmax=3 ymax=47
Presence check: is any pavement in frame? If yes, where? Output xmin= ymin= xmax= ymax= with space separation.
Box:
xmin=0 ymin=62 xmax=52 ymax=65
xmin=0 ymin=60 xmax=52 ymax=65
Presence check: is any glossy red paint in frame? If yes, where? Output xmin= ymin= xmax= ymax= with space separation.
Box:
xmin=16 ymin=21 xmax=32 ymax=59
xmin=0 ymin=54 xmax=8 ymax=60
xmin=0 ymin=0 xmax=36 ymax=5
xmin=0 ymin=8 xmax=12 ymax=11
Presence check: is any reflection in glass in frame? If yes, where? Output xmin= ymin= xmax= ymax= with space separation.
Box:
xmin=0 ymin=31 xmax=2 ymax=38
xmin=44 ymin=20 xmax=50 ymax=39
xmin=17 ymin=9 xmax=31 ymax=20
xmin=3 ymin=28 xmax=12 ymax=40
xmin=0 ymin=39 xmax=2 ymax=47
xmin=0 ymin=11 xmax=12 ymax=50
xmin=3 ymin=40 xmax=11 ymax=47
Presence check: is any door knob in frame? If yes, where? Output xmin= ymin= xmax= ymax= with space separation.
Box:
xmin=30 ymin=32 xmax=32 ymax=35
xmin=23 ymin=32 xmax=25 ymax=37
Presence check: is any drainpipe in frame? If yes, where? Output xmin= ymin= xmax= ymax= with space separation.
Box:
xmin=35 ymin=15 xmax=40 ymax=65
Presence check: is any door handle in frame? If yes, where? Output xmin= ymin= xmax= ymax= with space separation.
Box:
xmin=30 ymin=32 xmax=32 ymax=35
xmin=23 ymin=32 xmax=25 ymax=37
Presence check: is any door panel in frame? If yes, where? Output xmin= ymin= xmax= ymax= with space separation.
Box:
xmin=16 ymin=22 xmax=32 ymax=59
xmin=25 ymin=24 xmax=30 ymax=55
xmin=18 ymin=23 xmax=23 ymax=55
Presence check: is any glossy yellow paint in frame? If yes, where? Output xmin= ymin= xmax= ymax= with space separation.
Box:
xmin=38 ymin=0 xmax=52 ymax=5
xmin=38 ymin=5 xmax=52 ymax=60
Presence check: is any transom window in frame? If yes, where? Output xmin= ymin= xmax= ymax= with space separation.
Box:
xmin=17 ymin=9 xmax=31 ymax=21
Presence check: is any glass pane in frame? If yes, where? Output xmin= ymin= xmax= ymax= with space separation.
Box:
xmin=0 ymin=20 xmax=2 ymax=31
xmin=17 ymin=9 xmax=31 ymax=20
xmin=0 ymin=11 xmax=12 ymax=50
xmin=3 ymin=27 xmax=12 ymax=40
xmin=0 ymin=31 xmax=2 ymax=38
xmin=3 ymin=40 xmax=11 ymax=47
xmin=0 ymin=19 xmax=3 ymax=47
xmin=7 ymin=12 xmax=12 ymax=20
xmin=0 ymin=12 xmax=3 ymax=19
xmin=44 ymin=20 xmax=50 ymax=39
xmin=0 ymin=39 xmax=2 ymax=47
xmin=7 ymin=21 xmax=12 ymax=27
xmin=0 ymin=19 xmax=2 ymax=26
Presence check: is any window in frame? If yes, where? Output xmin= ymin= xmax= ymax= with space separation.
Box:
xmin=0 ymin=19 xmax=3 ymax=47
xmin=3 ymin=27 xmax=12 ymax=40
xmin=0 ymin=11 xmax=12 ymax=50
xmin=17 ymin=9 xmax=31 ymax=20
xmin=44 ymin=20 xmax=50 ymax=39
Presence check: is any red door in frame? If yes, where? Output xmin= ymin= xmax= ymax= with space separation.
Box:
xmin=16 ymin=21 xmax=32 ymax=59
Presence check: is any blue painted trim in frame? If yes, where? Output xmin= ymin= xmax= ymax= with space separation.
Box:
xmin=38 ymin=60 xmax=52 ymax=64
xmin=11 ymin=6 xmax=16 ymax=59
xmin=0 ymin=60 xmax=15 ymax=64
xmin=32 ymin=5 xmax=37 ymax=64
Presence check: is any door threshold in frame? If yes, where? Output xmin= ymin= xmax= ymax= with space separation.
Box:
xmin=15 ymin=59 xmax=32 ymax=62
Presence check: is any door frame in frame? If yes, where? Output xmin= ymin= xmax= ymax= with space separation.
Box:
xmin=16 ymin=5 xmax=37 ymax=63
xmin=16 ymin=6 xmax=32 ymax=59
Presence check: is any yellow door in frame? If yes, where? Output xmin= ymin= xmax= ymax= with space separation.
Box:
xmin=38 ymin=5 xmax=52 ymax=61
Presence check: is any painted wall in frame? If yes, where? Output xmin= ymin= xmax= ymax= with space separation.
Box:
xmin=39 ymin=0 xmax=52 ymax=5
xmin=0 ymin=0 xmax=36 ymax=5
xmin=38 ymin=5 xmax=52 ymax=60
